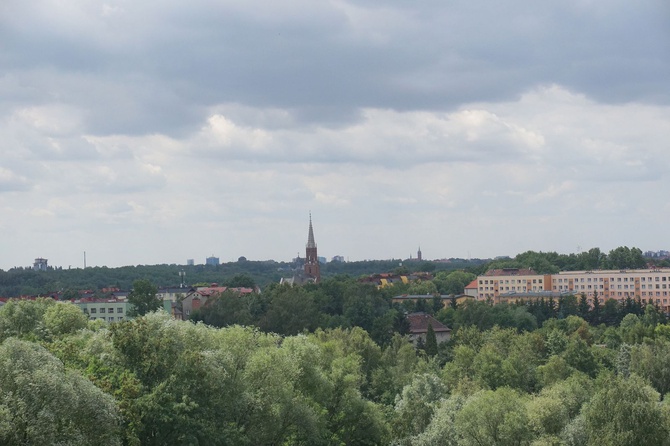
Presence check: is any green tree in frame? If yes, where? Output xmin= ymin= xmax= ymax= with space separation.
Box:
xmin=224 ymin=273 xmax=256 ymax=288
xmin=425 ymin=323 xmax=438 ymax=357
xmin=43 ymin=301 xmax=88 ymax=336
xmin=0 ymin=297 xmax=54 ymax=340
xmin=410 ymin=394 xmax=466 ymax=446
xmin=393 ymin=373 xmax=446 ymax=439
xmin=0 ymin=338 xmax=121 ymax=445
xmin=260 ymin=285 xmax=321 ymax=335
xmin=581 ymin=374 xmax=670 ymax=446
xmin=190 ymin=290 xmax=252 ymax=327
xmin=127 ymin=279 xmax=159 ymax=316
xmin=629 ymin=339 xmax=670 ymax=396
xmin=577 ymin=293 xmax=589 ymax=320
xmin=456 ymin=387 xmax=533 ymax=446
xmin=433 ymin=270 xmax=476 ymax=295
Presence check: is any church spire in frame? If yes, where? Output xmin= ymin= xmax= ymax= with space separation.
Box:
xmin=307 ymin=212 xmax=316 ymax=248
xmin=304 ymin=213 xmax=320 ymax=283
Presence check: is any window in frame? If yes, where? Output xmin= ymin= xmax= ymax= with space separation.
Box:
xmin=100 ymin=308 xmax=106 ymax=314
xmin=117 ymin=308 xmax=123 ymax=313
xmin=90 ymin=308 xmax=97 ymax=314
xmin=108 ymin=317 xmax=114 ymax=322
xmin=108 ymin=308 xmax=114 ymax=313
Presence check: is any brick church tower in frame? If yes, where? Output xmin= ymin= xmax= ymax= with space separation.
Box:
xmin=304 ymin=213 xmax=321 ymax=283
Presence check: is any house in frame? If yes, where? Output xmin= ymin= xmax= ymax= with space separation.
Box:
xmin=406 ymin=312 xmax=451 ymax=346
xmin=464 ymin=279 xmax=479 ymax=298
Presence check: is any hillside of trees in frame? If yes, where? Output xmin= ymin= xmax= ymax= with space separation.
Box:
xmin=2 ymin=272 xmax=670 ymax=444
xmin=0 ymin=258 xmax=484 ymax=298
xmin=2 ymin=246 xmax=664 ymax=299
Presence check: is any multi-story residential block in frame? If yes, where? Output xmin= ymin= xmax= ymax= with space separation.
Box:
xmin=476 ymin=268 xmax=670 ymax=312
xmin=75 ymin=298 xmax=132 ymax=322
xmin=477 ymin=269 xmax=551 ymax=303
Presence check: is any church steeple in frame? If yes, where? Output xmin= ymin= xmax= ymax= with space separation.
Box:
xmin=304 ymin=213 xmax=320 ymax=283
xmin=307 ymin=212 xmax=316 ymax=249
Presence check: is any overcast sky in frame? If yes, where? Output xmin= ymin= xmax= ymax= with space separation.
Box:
xmin=1 ymin=0 xmax=669 ymax=270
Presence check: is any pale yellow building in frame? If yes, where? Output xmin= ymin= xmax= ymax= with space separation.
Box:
xmin=476 ymin=268 xmax=551 ymax=304
xmin=552 ymin=269 xmax=670 ymax=311
xmin=476 ymin=268 xmax=670 ymax=313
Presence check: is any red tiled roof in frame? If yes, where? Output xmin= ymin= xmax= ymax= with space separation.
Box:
xmin=406 ymin=313 xmax=451 ymax=334
xmin=465 ymin=279 xmax=478 ymax=289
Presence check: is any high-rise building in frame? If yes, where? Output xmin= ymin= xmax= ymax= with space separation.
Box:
xmin=304 ymin=214 xmax=321 ymax=283
xmin=205 ymin=256 xmax=220 ymax=266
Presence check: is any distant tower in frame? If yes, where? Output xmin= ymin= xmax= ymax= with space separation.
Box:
xmin=33 ymin=258 xmax=48 ymax=271
xmin=417 ymin=246 xmax=422 ymax=262
xmin=304 ymin=213 xmax=321 ymax=283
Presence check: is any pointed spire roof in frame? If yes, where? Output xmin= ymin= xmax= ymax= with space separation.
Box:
xmin=307 ymin=213 xmax=316 ymax=248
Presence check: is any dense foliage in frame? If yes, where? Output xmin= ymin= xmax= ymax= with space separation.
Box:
xmin=2 ymin=275 xmax=670 ymax=445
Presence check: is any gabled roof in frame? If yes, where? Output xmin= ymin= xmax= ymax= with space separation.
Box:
xmin=406 ymin=312 xmax=451 ymax=334
xmin=465 ymin=279 xmax=478 ymax=289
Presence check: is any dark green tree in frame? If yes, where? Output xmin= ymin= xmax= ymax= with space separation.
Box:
xmin=425 ymin=324 xmax=438 ymax=357
xmin=224 ymin=273 xmax=256 ymax=288
xmin=578 ymin=293 xmax=590 ymax=320
xmin=590 ymin=291 xmax=601 ymax=325
xmin=127 ymin=279 xmax=160 ymax=317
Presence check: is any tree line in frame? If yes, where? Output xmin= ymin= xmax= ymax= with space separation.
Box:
xmin=0 ymin=258 xmax=482 ymax=298
xmin=477 ymin=246 xmax=667 ymax=275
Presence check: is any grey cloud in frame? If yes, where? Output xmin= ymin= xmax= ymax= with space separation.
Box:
xmin=3 ymin=0 xmax=668 ymax=137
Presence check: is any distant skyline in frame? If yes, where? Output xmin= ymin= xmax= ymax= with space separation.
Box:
xmin=2 ymin=1 xmax=669 ymax=271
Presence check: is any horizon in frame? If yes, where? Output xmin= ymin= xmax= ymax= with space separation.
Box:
xmin=7 ymin=245 xmax=669 ymax=272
